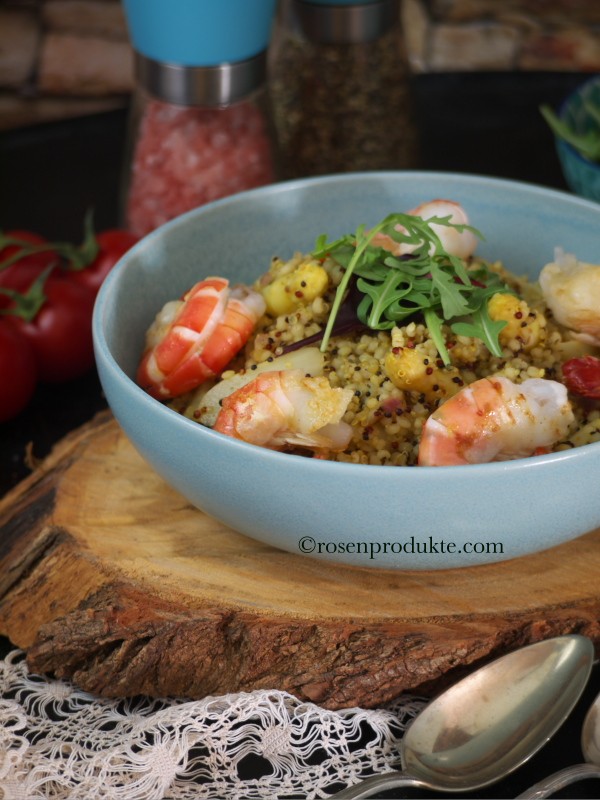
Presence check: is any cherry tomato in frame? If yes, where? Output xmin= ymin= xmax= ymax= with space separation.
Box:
xmin=0 ymin=224 xmax=137 ymax=385
xmin=68 ymin=229 xmax=138 ymax=295
xmin=0 ymin=230 xmax=56 ymax=267
xmin=562 ymin=355 xmax=600 ymax=399
xmin=0 ymin=318 xmax=38 ymax=422
xmin=11 ymin=275 xmax=96 ymax=383
xmin=0 ymin=230 xmax=58 ymax=309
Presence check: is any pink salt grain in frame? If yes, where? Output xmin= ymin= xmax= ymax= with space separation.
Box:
xmin=126 ymin=98 xmax=275 ymax=237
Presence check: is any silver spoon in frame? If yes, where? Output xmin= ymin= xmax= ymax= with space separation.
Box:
xmin=517 ymin=687 xmax=600 ymax=799
xmin=332 ymin=635 xmax=594 ymax=800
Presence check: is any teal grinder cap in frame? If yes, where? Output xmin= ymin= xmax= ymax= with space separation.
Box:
xmin=123 ymin=0 xmax=277 ymax=104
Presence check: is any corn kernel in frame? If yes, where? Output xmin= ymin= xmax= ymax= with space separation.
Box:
xmin=261 ymin=261 xmax=329 ymax=316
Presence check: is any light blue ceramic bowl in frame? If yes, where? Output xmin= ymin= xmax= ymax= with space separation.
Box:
xmin=93 ymin=172 xmax=600 ymax=570
xmin=555 ymin=74 xmax=600 ymax=203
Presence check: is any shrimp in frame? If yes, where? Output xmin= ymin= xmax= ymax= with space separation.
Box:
xmin=371 ymin=199 xmax=479 ymax=260
xmin=137 ymin=277 xmax=266 ymax=400
xmin=213 ymin=369 xmax=354 ymax=453
xmin=418 ymin=376 xmax=574 ymax=466
xmin=539 ymin=248 xmax=600 ymax=346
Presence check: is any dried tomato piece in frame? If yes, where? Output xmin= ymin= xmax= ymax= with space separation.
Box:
xmin=562 ymin=355 xmax=600 ymax=399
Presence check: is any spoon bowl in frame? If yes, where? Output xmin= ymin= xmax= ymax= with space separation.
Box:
xmin=334 ymin=635 xmax=594 ymax=799
xmin=517 ymin=685 xmax=600 ymax=799
xmin=583 ymin=692 xmax=600 ymax=766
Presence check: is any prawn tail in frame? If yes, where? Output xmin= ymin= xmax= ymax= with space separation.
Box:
xmin=213 ymin=370 xmax=354 ymax=454
xmin=200 ymin=293 xmax=266 ymax=374
xmin=136 ymin=278 xmax=266 ymax=401
xmin=283 ymin=422 xmax=353 ymax=452
xmin=418 ymin=417 xmax=468 ymax=466
xmin=418 ymin=377 xmax=574 ymax=467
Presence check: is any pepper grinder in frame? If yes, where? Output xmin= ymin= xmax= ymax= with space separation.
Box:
xmin=269 ymin=0 xmax=418 ymax=179
xmin=121 ymin=0 xmax=278 ymax=237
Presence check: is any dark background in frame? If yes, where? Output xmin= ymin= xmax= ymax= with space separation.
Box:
xmin=1 ymin=71 xmax=599 ymax=798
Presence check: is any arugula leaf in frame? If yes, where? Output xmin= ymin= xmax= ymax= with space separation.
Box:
xmin=584 ymin=98 xmax=600 ymax=128
xmin=540 ymin=103 xmax=600 ymax=162
xmin=357 ymin=272 xmax=411 ymax=329
xmin=451 ymin=306 xmax=507 ymax=358
xmin=450 ymin=281 xmax=511 ymax=357
xmin=424 ymin=308 xmax=451 ymax=366
xmin=312 ymin=211 xmax=515 ymax=365
xmin=429 ymin=263 xmax=472 ymax=319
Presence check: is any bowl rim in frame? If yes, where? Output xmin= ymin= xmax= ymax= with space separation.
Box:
xmin=93 ymin=169 xmax=600 ymax=476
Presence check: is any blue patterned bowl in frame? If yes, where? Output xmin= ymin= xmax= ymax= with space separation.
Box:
xmin=555 ymin=75 xmax=600 ymax=203
xmin=93 ymin=172 xmax=600 ymax=570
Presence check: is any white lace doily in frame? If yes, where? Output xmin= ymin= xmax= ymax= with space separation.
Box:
xmin=0 ymin=650 xmax=425 ymax=800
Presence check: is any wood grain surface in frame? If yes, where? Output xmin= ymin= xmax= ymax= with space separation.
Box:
xmin=1 ymin=411 xmax=599 ymax=709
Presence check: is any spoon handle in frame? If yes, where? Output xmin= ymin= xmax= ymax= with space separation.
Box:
xmin=516 ymin=762 xmax=600 ymax=799
xmin=331 ymin=772 xmax=431 ymax=799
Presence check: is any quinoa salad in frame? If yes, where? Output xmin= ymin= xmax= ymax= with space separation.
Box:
xmin=136 ymin=201 xmax=600 ymax=466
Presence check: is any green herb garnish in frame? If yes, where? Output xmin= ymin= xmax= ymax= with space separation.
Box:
xmin=540 ymin=103 xmax=600 ymax=162
xmin=313 ymin=212 xmax=512 ymax=365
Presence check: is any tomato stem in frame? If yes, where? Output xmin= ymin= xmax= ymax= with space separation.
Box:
xmin=0 ymin=264 xmax=55 ymax=321
xmin=0 ymin=210 xmax=99 ymax=272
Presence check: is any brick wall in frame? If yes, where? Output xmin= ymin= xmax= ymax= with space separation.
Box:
xmin=404 ymin=0 xmax=600 ymax=72
xmin=1 ymin=0 xmax=599 ymax=131
xmin=0 ymin=0 xmax=132 ymax=130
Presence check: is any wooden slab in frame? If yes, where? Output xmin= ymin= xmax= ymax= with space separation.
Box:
xmin=1 ymin=411 xmax=599 ymax=709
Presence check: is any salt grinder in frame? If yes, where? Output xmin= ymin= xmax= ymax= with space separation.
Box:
xmin=122 ymin=0 xmax=278 ymax=236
